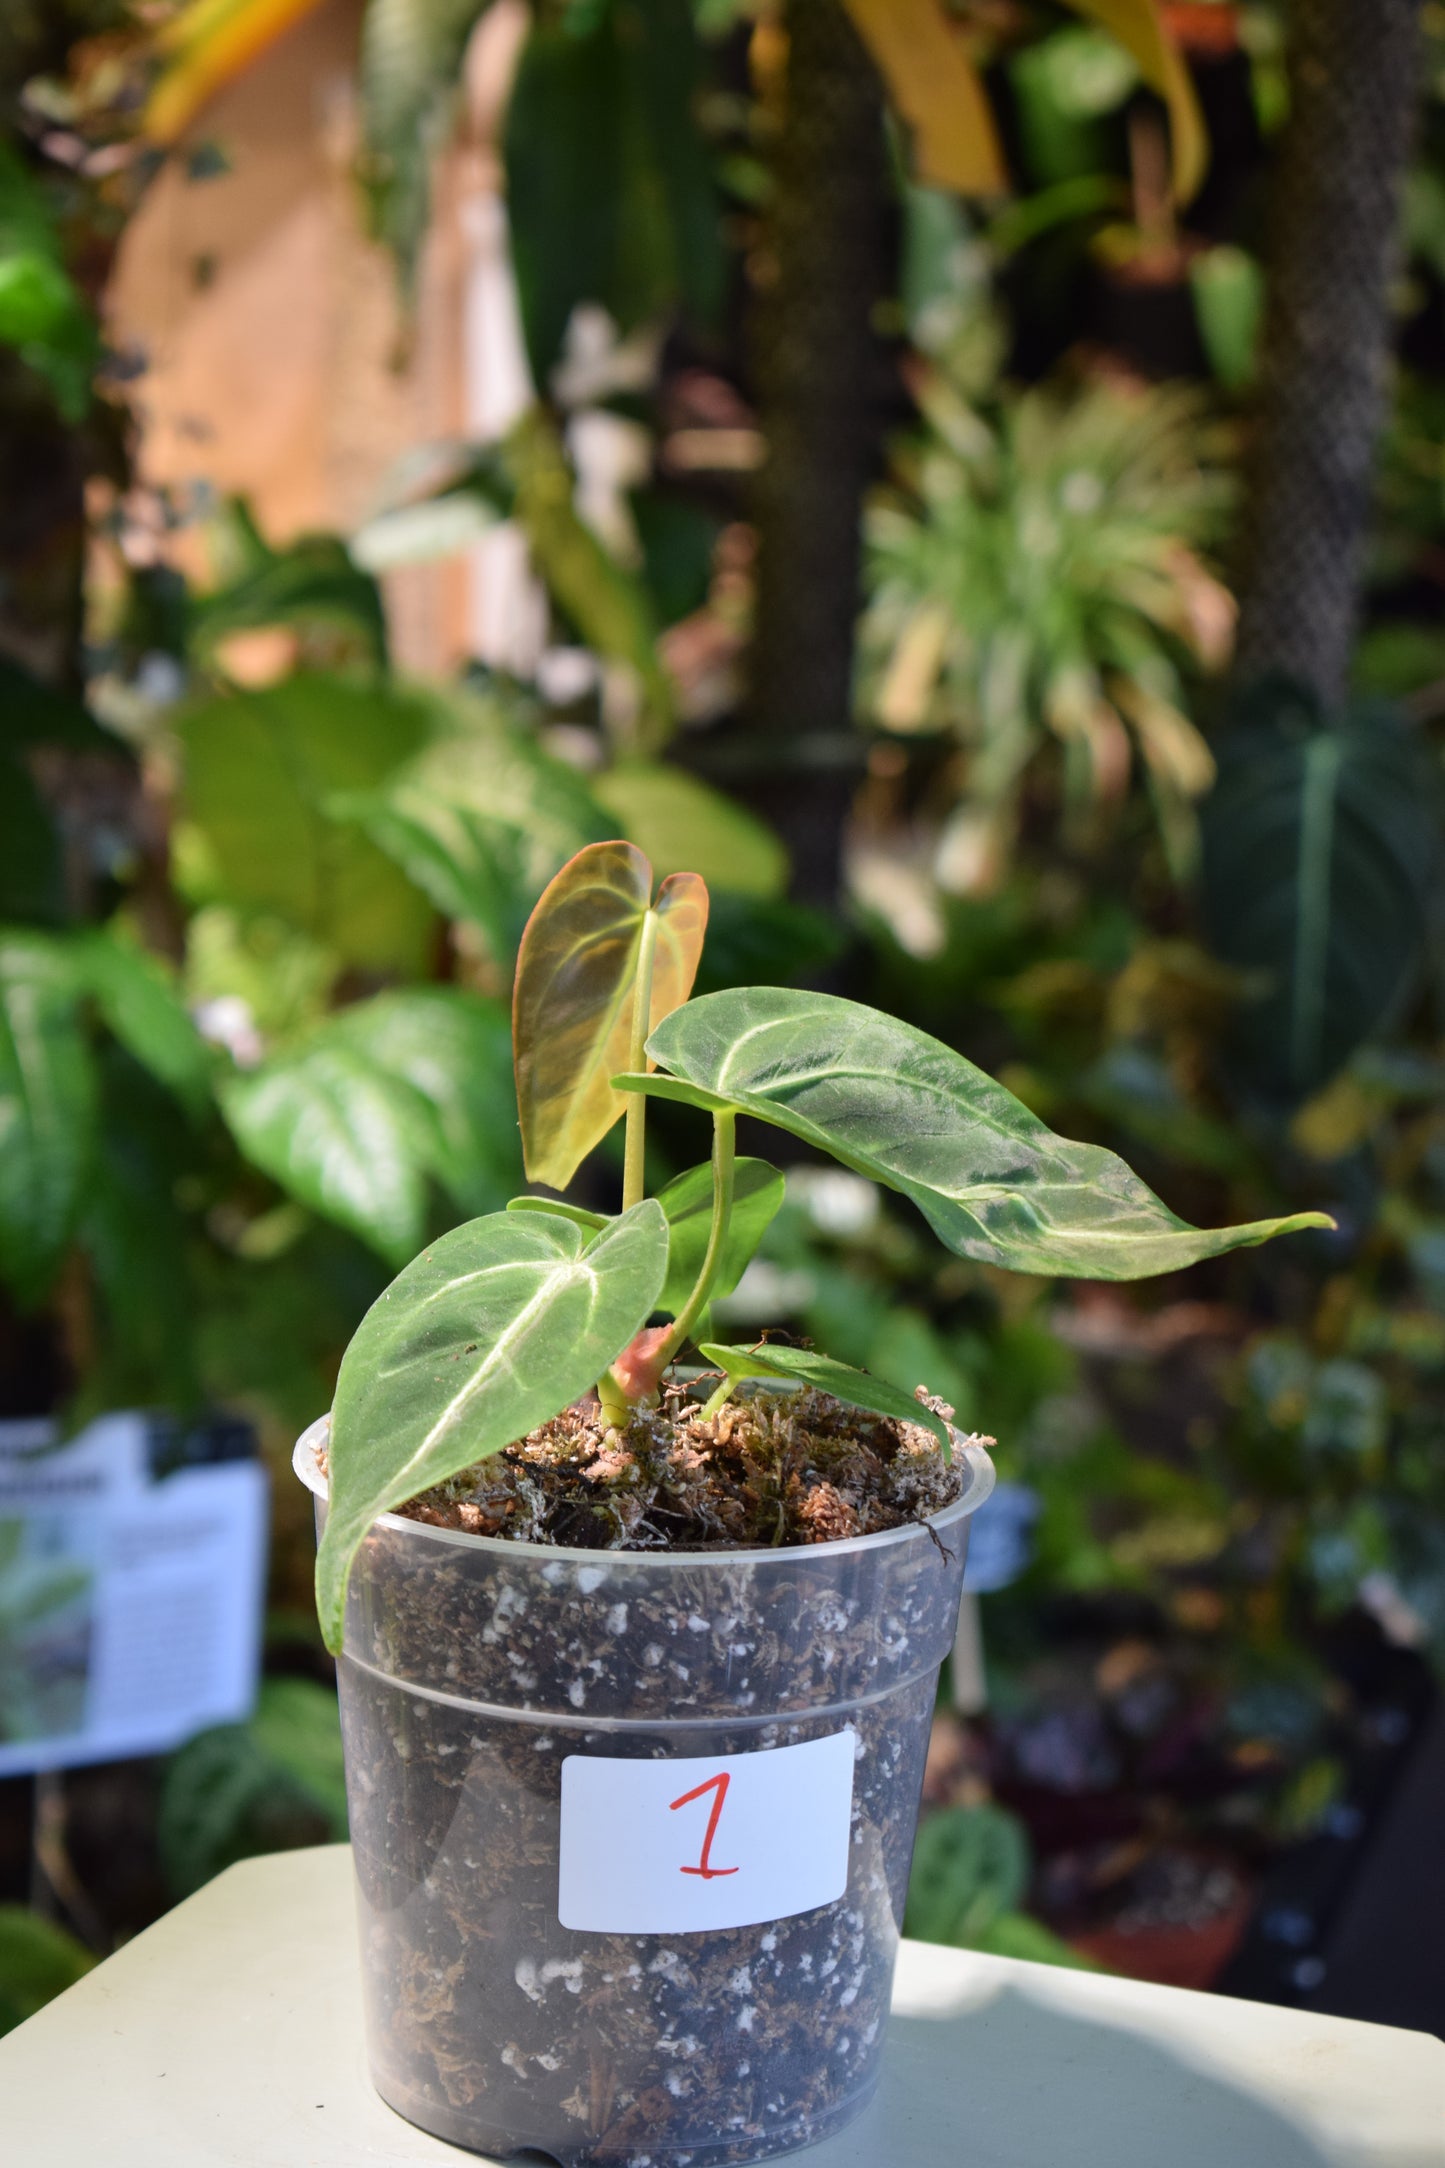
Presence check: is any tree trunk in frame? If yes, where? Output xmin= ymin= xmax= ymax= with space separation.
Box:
xmin=743 ymin=0 xmax=888 ymax=910
xmin=1233 ymin=0 xmax=1423 ymax=710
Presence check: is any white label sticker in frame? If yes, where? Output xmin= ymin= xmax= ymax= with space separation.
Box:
xmin=558 ymin=1729 xmax=857 ymax=1935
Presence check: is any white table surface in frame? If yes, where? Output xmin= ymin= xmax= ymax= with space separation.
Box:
xmin=3 ymin=1844 xmax=1441 ymax=2167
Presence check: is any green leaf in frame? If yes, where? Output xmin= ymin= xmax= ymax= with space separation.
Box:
xmin=177 ymin=673 xmax=436 ymax=970
xmin=507 ymin=1156 xmax=784 ymax=1317
xmin=158 ymin=1679 xmax=348 ymax=1901
xmin=623 ymin=987 xmax=1333 ymax=1279
xmin=0 ymin=933 xmax=96 ymax=1305
xmin=904 ymin=1805 xmax=1030 ymax=1944
xmin=220 ymin=1040 xmax=430 ymax=1266
xmin=76 ymin=934 xmax=211 ymax=1118
xmin=317 ymin=1200 xmax=669 ymax=1649
xmin=0 ymin=756 xmax=63 ymax=925
xmin=507 ymin=1195 xmax=608 ymax=1233
xmin=1202 ymin=690 xmax=1442 ymax=1100
xmin=698 ymin=1341 xmax=951 ymax=1452
xmin=502 ymin=411 xmax=674 ymax=743
xmin=591 ymin=764 xmax=788 ymax=899
xmin=341 ymin=694 xmax=612 ymax=962
xmin=504 ymin=0 xmax=722 ymax=384
xmin=190 ymin=528 xmax=387 ymax=668
xmin=656 ymin=1157 xmax=784 ymax=1315
xmin=513 ymin=840 xmax=708 ymax=1190
xmin=0 ymin=1907 xmax=94 ymax=2036
xmin=327 ymin=988 xmax=521 ymax=1215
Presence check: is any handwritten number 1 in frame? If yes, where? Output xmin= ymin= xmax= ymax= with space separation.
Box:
xmin=669 ymin=1771 xmax=739 ymax=1879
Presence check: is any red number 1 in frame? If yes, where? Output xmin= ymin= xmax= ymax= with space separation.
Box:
xmin=669 ymin=1771 xmax=739 ymax=1880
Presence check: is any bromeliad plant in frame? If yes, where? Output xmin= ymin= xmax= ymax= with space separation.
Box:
xmin=314 ymin=840 xmax=1331 ymax=1649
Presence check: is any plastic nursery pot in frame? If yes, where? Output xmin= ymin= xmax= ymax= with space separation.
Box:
xmin=294 ymin=1413 xmax=994 ymax=2168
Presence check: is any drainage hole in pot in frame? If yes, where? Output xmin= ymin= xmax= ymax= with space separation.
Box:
xmin=504 ymin=2151 xmax=565 ymax=2167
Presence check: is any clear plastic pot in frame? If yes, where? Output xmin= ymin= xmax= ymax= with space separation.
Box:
xmin=295 ymin=1414 xmax=994 ymax=2167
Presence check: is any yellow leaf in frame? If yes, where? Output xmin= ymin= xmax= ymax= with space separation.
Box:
xmin=513 ymin=841 xmax=708 ymax=1191
xmin=1064 ymin=0 xmax=1208 ymax=202
xmin=842 ymin=0 xmax=1007 ymax=197
xmin=145 ymin=0 xmax=328 ymax=145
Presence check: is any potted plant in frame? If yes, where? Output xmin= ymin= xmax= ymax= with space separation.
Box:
xmin=295 ymin=839 xmax=1327 ymax=2166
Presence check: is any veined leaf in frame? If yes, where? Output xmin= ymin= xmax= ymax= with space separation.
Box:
xmin=77 ymin=934 xmax=212 ymax=1119
xmin=0 ymin=934 xmax=96 ymax=1305
xmin=220 ymin=1040 xmax=430 ymax=1266
xmin=1202 ymin=692 xmax=1442 ymax=1101
xmin=327 ymin=987 xmax=520 ymax=1215
xmin=508 ymin=1155 xmax=785 ymax=1318
xmin=699 ymin=1342 xmax=951 ymax=1453
xmin=513 ymin=841 xmax=708 ymax=1191
xmin=656 ymin=1157 xmax=784 ymax=1316
xmin=620 ymin=988 xmax=1332 ymax=1280
xmin=317 ymin=1200 xmax=669 ymax=1648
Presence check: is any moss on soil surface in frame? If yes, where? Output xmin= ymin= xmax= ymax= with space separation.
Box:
xmin=393 ymin=1383 xmax=966 ymax=1549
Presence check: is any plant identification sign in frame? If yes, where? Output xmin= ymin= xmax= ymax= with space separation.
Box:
xmin=558 ymin=1729 xmax=856 ymax=1934
xmin=0 ymin=1412 xmax=267 ymax=1777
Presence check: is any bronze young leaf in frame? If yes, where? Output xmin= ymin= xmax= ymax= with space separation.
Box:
xmin=512 ymin=840 xmax=708 ymax=1191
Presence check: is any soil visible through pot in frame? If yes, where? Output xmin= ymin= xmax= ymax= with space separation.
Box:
xmin=326 ymin=1384 xmax=985 ymax=2166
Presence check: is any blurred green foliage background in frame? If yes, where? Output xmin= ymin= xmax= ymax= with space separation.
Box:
xmin=1 ymin=0 xmax=1442 ymax=2018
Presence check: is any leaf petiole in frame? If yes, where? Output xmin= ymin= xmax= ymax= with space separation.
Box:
xmin=621 ymin=907 xmax=660 ymax=1213
xmin=656 ymin=1109 xmax=736 ymax=1368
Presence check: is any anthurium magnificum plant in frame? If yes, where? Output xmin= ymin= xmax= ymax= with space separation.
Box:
xmin=314 ymin=840 xmax=1331 ymax=1648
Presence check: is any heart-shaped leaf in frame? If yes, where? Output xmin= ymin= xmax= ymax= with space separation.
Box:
xmin=0 ymin=934 xmax=96 ymax=1305
xmin=316 ymin=1200 xmax=669 ymax=1649
xmin=220 ymin=1041 xmax=431 ymax=1267
xmin=698 ymin=1342 xmax=952 ymax=1453
xmin=655 ymin=1157 xmax=784 ymax=1314
xmin=508 ymin=1155 xmax=783 ymax=1318
xmin=621 ymin=988 xmax=1332 ymax=1280
xmin=77 ymin=933 xmax=211 ymax=1119
xmin=513 ymin=840 xmax=708 ymax=1189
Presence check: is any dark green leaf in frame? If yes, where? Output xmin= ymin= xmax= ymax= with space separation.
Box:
xmin=505 ymin=0 xmax=722 ymax=382
xmin=317 ymin=1200 xmax=669 ymax=1648
xmin=904 ymin=1805 xmax=1030 ymax=1944
xmin=656 ymin=1157 xmax=783 ymax=1314
xmin=190 ymin=530 xmax=387 ymax=668
xmin=0 ymin=756 xmax=63 ymax=925
xmin=622 ymin=987 xmax=1332 ymax=1279
xmin=220 ymin=1040 xmax=431 ymax=1266
xmin=77 ymin=934 xmax=211 ymax=1119
xmin=699 ymin=1341 xmax=951 ymax=1451
xmin=0 ymin=933 xmax=95 ymax=1304
xmin=0 ymin=1907 xmax=93 ymax=2036
xmin=158 ymin=1679 xmax=347 ymax=1900
xmin=1202 ymin=688 xmax=1443 ymax=1099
